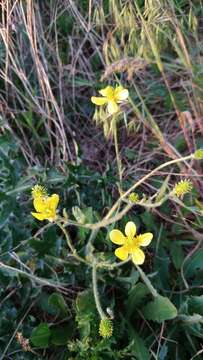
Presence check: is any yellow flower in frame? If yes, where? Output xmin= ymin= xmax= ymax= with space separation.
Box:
xmin=173 ymin=179 xmax=193 ymax=198
xmin=31 ymin=194 xmax=59 ymax=222
xmin=109 ymin=221 xmax=153 ymax=265
xmin=91 ymin=85 xmax=129 ymax=115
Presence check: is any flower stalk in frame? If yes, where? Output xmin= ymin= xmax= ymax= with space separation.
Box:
xmin=113 ymin=116 xmax=122 ymax=183
xmin=56 ymin=221 xmax=88 ymax=265
xmin=92 ymin=261 xmax=106 ymax=320
xmin=61 ymin=153 xmax=195 ymax=233
xmin=135 ymin=264 xmax=158 ymax=298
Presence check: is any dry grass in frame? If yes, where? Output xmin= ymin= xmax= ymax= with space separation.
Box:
xmin=0 ymin=0 xmax=202 ymax=202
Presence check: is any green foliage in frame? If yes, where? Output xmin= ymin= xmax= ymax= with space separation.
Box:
xmin=48 ymin=292 xmax=69 ymax=317
xmin=51 ymin=325 xmax=73 ymax=346
xmin=31 ymin=323 xmax=51 ymax=348
xmin=128 ymin=331 xmax=150 ymax=360
xmin=75 ymin=290 xmax=97 ymax=338
xmin=142 ymin=295 xmax=178 ymax=323
xmin=1 ymin=0 xmax=203 ymax=359
xmin=0 ymin=128 xmax=202 ymax=358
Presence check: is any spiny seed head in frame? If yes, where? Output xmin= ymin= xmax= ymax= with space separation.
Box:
xmin=129 ymin=192 xmax=139 ymax=203
xmin=99 ymin=318 xmax=113 ymax=338
xmin=31 ymin=185 xmax=48 ymax=199
xmin=194 ymin=149 xmax=203 ymax=160
xmin=173 ymin=180 xmax=193 ymax=198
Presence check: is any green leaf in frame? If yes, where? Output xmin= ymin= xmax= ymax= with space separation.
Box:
xmin=76 ymin=290 xmax=96 ymax=314
xmin=179 ymin=314 xmax=203 ymax=324
xmin=189 ymin=296 xmax=203 ymax=316
xmin=48 ymin=292 xmax=69 ymax=317
xmin=181 ymin=322 xmax=203 ymax=339
xmin=50 ymin=325 xmax=73 ymax=345
xmin=37 ymin=291 xmax=59 ymax=316
xmin=141 ymin=211 xmax=157 ymax=232
xmin=170 ymin=242 xmax=184 ymax=270
xmin=130 ymin=332 xmax=150 ymax=360
xmin=142 ymin=295 xmax=177 ymax=323
xmin=153 ymin=246 xmax=170 ymax=290
xmin=29 ymin=227 xmax=57 ymax=256
xmin=75 ymin=290 xmax=97 ymax=338
xmin=117 ymin=270 xmax=139 ymax=287
xmin=126 ymin=283 xmax=150 ymax=317
xmin=72 ymin=206 xmax=86 ymax=224
xmin=184 ymin=249 xmax=203 ymax=277
xmin=30 ymin=323 xmax=50 ymax=348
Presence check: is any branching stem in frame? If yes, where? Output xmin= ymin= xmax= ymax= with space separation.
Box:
xmin=56 ymin=221 xmax=88 ymax=264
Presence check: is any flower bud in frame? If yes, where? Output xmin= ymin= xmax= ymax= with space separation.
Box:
xmin=99 ymin=318 xmax=113 ymax=338
xmin=194 ymin=149 xmax=203 ymax=160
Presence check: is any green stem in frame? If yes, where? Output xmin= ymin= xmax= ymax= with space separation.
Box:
xmin=85 ymin=229 xmax=98 ymax=255
xmin=102 ymin=153 xmax=194 ymax=222
xmin=56 ymin=221 xmax=88 ymax=264
xmin=135 ymin=264 xmax=158 ymax=298
xmin=61 ymin=154 xmax=194 ymax=232
xmin=113 ymin=117 xmax=122 ymax=183
xmin=92 ymin=261 xmax=106 ymax=319
xmin=98 ymin=258 xmax=130 ymax=269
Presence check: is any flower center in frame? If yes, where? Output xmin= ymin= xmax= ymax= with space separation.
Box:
xmin=107 ymin=91 xmax=116 ymax=102
xmin=126 ymin=235 xmax=142 ymax=252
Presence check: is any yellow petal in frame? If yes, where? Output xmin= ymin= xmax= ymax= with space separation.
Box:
xmin=31 ymin=212 xmax=46 ymax=221
xmin=33 ymin=197 xmax=47 ymax=212
xmin=139 ymin=233 xmax=153 ymax=247
xmin=132 ymin=248 xmax=145 ymax=265
xmin=107 ymin=100 xmax=119 ymax=114
xmin=109 ymin=229 xmax=125 ymax=245
xmin=91 ymin=96 xmax=108 ymax=105
xmin=48 ymin=194 xmax=59 ymax=211
xmin=115 ymin=246 xmax=129 ymax=260
xmin=99 ymin=86 xmax=114 ymax=98
xmin=125 ymin=221 xmax=136 ymax=238
xmin=114 ymin=87 xmax=129 ymax=101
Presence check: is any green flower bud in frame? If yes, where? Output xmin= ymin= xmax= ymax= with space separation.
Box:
xmin=129 ymin=192 xmax=139 ymax=203
xmin=99 ymin=318 xmax=113 ymax=338
xmin=31 ymin=185 xmax=48 ymax=199
xmin=194 ymin=149 xmax=203 ymax=160
xmin=173 ymin=179 xmax=193 ymax=198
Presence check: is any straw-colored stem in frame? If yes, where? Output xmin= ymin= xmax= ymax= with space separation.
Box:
xmin=62 ymin=153 xmax=194 ymax=231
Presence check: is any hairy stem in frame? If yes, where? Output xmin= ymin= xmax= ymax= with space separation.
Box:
xmin=135 ymin=264 xmax=158 ymax=298
xmin=62 ymin=153 xmax=194 ymax=232
xmin=56 ymin=221 xmax=88 ymax=264
xmin=113 ymin=118 xmax=122 ymax=183
xmin=92 ymin=261 xmax=106 ymax=319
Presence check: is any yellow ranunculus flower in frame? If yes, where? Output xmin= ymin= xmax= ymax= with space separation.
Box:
xmin=109 ymin=221 xmax=153 ymax=265
xmin=91 ymin=85 xmax=129 ymax=115
xmin=31 ymin=194 xmax=59 ymax=222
